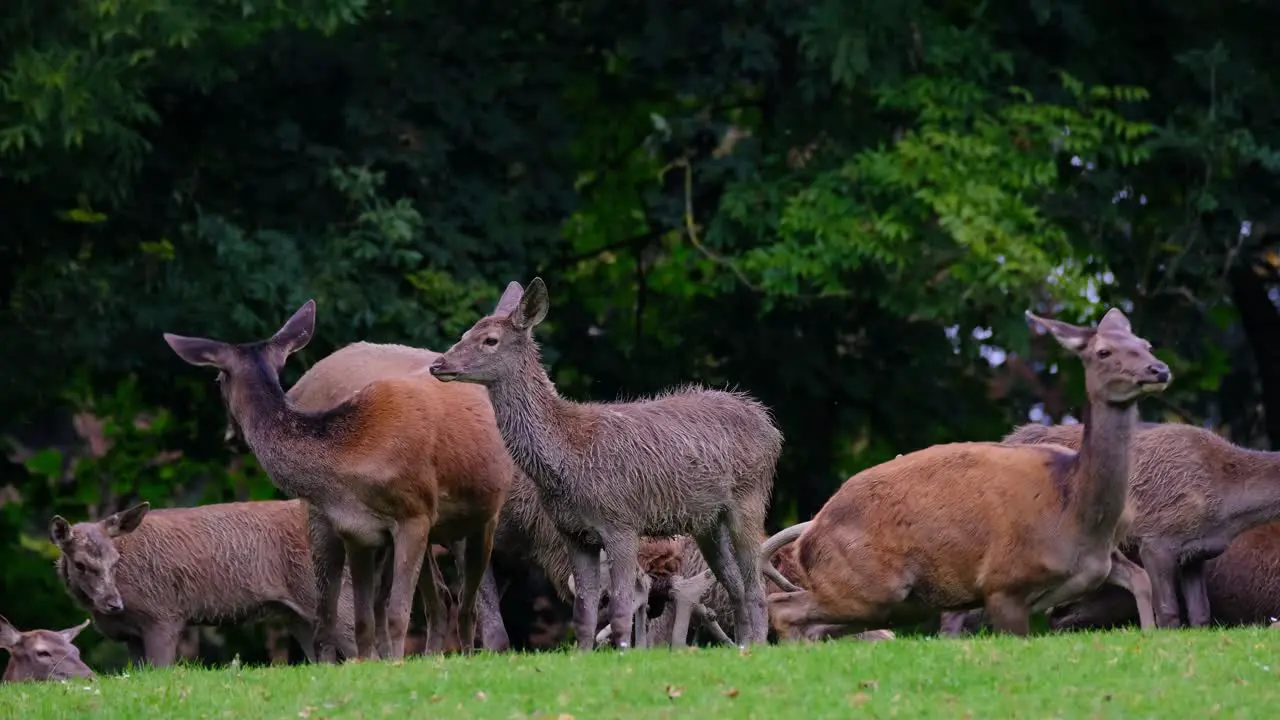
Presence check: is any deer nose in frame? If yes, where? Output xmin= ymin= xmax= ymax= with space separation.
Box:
xmin=1149 ymin=364 xmax=1170 ymax=383
xmin=104 ymin=597 xmax=124 ymax=613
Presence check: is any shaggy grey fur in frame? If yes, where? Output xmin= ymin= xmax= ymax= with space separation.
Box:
xmin=430 ymin=278 xmax=783 ymax=648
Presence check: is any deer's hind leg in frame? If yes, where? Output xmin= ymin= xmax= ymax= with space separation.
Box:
xmin=723 ymin=509 xmax=769 ymax=645
xmin=693 ymin=524 xmax=750 ymax=645
xmin=456 ymin=518 xmax=498 ymax=653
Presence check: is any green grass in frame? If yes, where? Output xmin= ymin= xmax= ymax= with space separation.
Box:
xmin=4 ymin=629 xmax=1278 ymax=719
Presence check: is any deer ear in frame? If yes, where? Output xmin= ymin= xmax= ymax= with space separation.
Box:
xmin=270 ymin=300 xmax=316 ymax=355
xmin=511 ymin=277 xmax=549 ymax=330
xmin=0 ymin=615 xmax=19 ymax=650
xmin=1025 ymin=311 xmax=1093 ymax=353
xmin=493 ymin=281 xmax=525 ymax=317
xmin=1097 ymin=307 xmax=1132 ymax=334
xmin=163 ymin=334 xmax=231 ymax=368
xmin=104 ymin=502 xmax=149 ymax=538
xmin=59 ymin=618 xmax=91 ymax=642
xmin=49 ymin=516 xmax=73 ymax=547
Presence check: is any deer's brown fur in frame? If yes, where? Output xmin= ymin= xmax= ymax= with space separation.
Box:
xmin=1000 ymin=420 xmax=1280 ymax=627
xmin=163 ymin=302 xmax=512 ymax=660
xmin=765 ymin=308 xmax=1170 ymax=638
xmin=271 ymin=340 xmax=521 ymax=652
xmin=0 ymin=616 xmax=94 ymax=683
xmin=50 ymin=499 xmax=357 ymax=667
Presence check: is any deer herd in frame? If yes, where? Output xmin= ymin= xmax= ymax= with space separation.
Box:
xmin=5 ymin=276 xmax=1280 ymax=685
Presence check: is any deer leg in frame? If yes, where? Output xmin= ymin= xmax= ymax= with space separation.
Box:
xmin=381 ymin=520 xmax=428 ymax=658
xmin=373 ymin=544 xmax=395 ymax=658
xmin=1138 ymin=542 xmax=1183 ymax=628
xmin=691 ymin=602 xmax=734 ymax=645
xmin=1103 ymin=550 xmax=1155 ymax=631
xmin=418 ymin=548 xmax=451 ymax=653
xmin=141 ymin=620 xmax=184 ymax=667
xmin=984 ymin=592 xmax=1031 ymax=636
xmin=456 ymin=518 xmax=498 ymax=654
xmin=125 ymin=637 xmax=147 ymax=668
xmin=670 ymin=569 xmax=716 ymax=648
xmin=1179 ymin=560 xmax=1211 ymax=627
xmin=695 ymin=521 xmax=751 ymax=645
xmin=568 ymin=544 xmax=603 ymax=651
xmin=724 ymin=511 xmax=768 ymax=645
xmin=600 ymin=532 xmax=640 ymax=649
xmin=309 ymin=510 xmax=347 ymax=664
xmin=632 ymin=571 xmax=652 ymax=648
xmin=346 ymin=543 xmax=382 ymax=659
xmin=476 ymin=564 xmax=511 ymax=651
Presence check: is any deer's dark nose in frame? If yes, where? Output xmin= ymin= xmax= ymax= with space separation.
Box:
xmin=1150 ymin=364 xmax=1170 ymax=383
xmin=104 ymin=597 xmax=124 ymax=613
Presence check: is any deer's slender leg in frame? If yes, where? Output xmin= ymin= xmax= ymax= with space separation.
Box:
xmin=568 ymin=544 xmax=603 ymax=651
xmin=1104 ymin=550 xmax=1155 ymax=630
xmin=984 ymin=592 xmax=1031 ymax=636
xmin=1179 ymin=559 xmax=1211 ymax=627
xmin=1138 ymin=542 xmax=1183 ymax=628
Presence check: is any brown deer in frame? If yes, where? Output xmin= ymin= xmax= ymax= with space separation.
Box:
xmin=0 ymin=615 xmax=94 ymax=683
xmin=163 ymin=301 xmax=512 ymax=660
xmin=257 ymin=339 xmax=520 ymax=652
xmin=764 ymin=308 xmax=1169 ymax=637
xmin=50 ymin=499 xmax=358 ymax=666
xmin=429 ymin=278 xmax=783 ymax=648
xmin=988 ymin=420 xmax=1280 ymax=628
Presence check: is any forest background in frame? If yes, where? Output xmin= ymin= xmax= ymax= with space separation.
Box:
xmin=3 ymin=0 xmax=1279 ymax=668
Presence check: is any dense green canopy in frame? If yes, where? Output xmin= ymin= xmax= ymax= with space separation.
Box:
xmin=3 ymin=0 xmax=1279 ymax=666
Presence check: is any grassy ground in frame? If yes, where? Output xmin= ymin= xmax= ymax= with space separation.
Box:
xmin=3 ymin=628 xmax=1277 ymax=719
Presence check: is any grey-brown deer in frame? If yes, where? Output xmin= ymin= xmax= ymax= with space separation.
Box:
xmin=163 ymin=301 xmax=513 ymax=660
xmin=992 ymin=420 xmax=1280 ymax=628
xmin=764 ymin=308 xmax=1170 ymax=637
xmin=0 ymin=615 xmax=94 ymax=683
xmin=1047 ymin=518 xmax=1280 ymax=630
xmin=429 ymin=278 xmax=783 ymax=648
xmin=251 ymin=339 xmax=521 ymax=651
xmin=50 ymin=499 xmax=357 ymax=666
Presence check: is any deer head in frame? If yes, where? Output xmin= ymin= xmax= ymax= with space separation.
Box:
xmin=0 ymin=615 xmax=94 ymax=682
xmin=50 ymin=503 xmax=150 ymax=615
xmin=1025 ymin=307 xmax=1171 ymax=404
xmin=162 ymin=301 xmax=316 ymax=419
xmin=430 ymin=279 xmax=549 ymax=385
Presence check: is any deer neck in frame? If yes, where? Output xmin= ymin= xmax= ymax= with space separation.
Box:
xmin=1217 ymin=449 xmax=1280 ymax=535
xmin=1073 ymin=399 xmax=1137 ymax=541
xmin=225 ymin=359 xmax=330 ymax=499
xmin=484 ymin=352 xmax=574 ymax=497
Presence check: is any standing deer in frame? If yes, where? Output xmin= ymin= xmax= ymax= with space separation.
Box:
xmin=764 ymin=308 xmax=1170 ymax=637
xmin=163 ymin=301 xmax=512 ymax=660
xmin=988 ymin=420 xmax=1280 ymax=628
xmin=255 ymin=339 xmax=520 ymax=652
xmin=428 ymin=278 xmax=783 ymax=648
xmin=50 ymin=499 xmax=358 ymax=665
xmin=0 ymin=616 xmax=94 ymax=683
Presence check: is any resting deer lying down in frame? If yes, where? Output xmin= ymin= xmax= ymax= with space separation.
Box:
xmin=0 ymin=615 xmax=94 ymax=683
xmin=764 ymin=308 xmax=1169 ymax=638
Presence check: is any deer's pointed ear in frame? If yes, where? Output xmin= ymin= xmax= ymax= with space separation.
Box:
xmin=1097 ymin=307 xmax=1132 ymax=334
xmin=103 ymin=502 xmax=149 ymax=538
xmin=494 ymin=281 xmax=525 ymax=317
xmin=270 ymin=300 xmax=316 ymax=355
xmin=59 ymin=618 xmax=91 ymax=642
xmin=49 ymin=516 xmax=73 ymax=547
xmin=164 ymin=334 xmax=231 ymax=368
xmin=0 ymin=615 xmax=19 ymax=650
xmin=1025 ymin=310 xmax=1093 ymax=354
xmin=511 ymin=277 xmax=549 ymax=330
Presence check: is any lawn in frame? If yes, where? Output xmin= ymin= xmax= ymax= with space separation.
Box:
xmin=3 ymin=628 xmax=1277 ymax=719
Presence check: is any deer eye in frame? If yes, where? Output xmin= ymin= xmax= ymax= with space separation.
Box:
xmin=74 ymin=561 xmax=86 ymax=573
xmin=483 ymin=337 xmax=499 ymax=347
xmin=1096 ymin=349 xmax=1111 ymax=359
